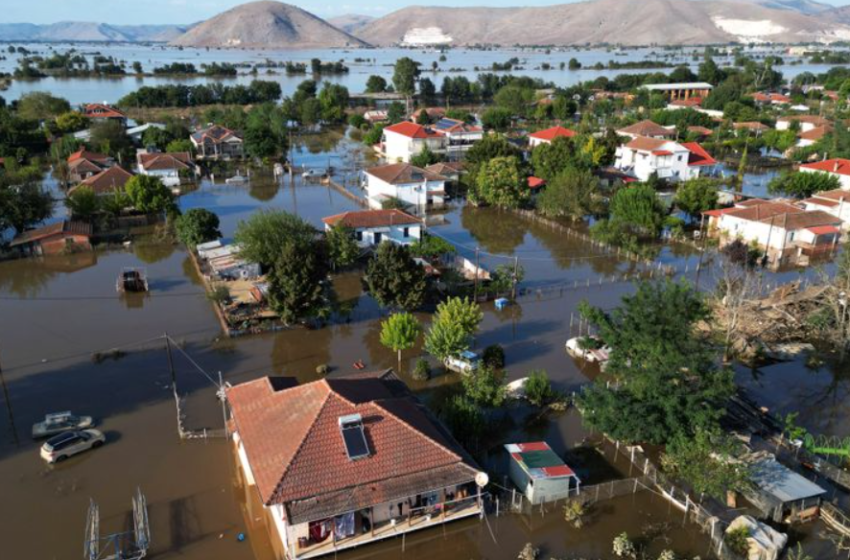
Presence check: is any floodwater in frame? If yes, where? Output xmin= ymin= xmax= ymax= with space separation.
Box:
xmin=0 ymin=129 xmax=845 ymax=559
xmin=1 ymin=43 xmax=843 ymax=104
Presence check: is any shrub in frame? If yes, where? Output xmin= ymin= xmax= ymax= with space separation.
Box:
xmin=524 ymin=369 xmax=553 ymax=406
xmin=482 ymin=344 xmax=505 ymax=369
xmin=316 ymin=364 xmax=329 ymax=375
xmin=725 ymin=526 xmax=750 ymax=557
xmin=207 ymin=285 xmax=230 ymax=304
xmin=412 ymin=358 xmax=431 ymax=381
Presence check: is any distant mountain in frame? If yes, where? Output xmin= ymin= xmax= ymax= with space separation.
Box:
xmin=740 ymin=0 xmax=834 ymax=15
xmin=356 ymin=0 xmax=850 ymax=46
xmin=0 ymin=22 xmax=188 ymax=42
xmin=170 ymin=1 xmax=368 ymax=48
xmin=823 ymin=4 xmax=850 ymax=24
xmin=327 ymin=14 xmax=375 ymax=35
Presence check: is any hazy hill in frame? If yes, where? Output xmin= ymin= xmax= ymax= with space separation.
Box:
xmin=356 ymin=0 xmax=850 ymax=46
xmin=0 ymin=22 xmax=188 ymax=42
xmin=327 ymin=14 xmax=375 ymax=35
xmin=170 ymin=1 xmax=368 ymax=48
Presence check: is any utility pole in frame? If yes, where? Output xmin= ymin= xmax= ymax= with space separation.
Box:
xmin=0 ymin=348 xmax=20 ymax=446
xmin=512 ymin=256 xmax=519 ymax=301
xmin=473 ymin=247 xmax=481 ymax=301
xmin=164 ymin=333 xmax=176 ymax=390
xmin=218 ymin=371 xmax=229 ymax=437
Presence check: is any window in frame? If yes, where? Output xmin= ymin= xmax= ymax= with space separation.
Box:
xmin=356 ymin=231 xmax=363 ymax=241
xmin=403 ymin=227 xmax=410 ymax=238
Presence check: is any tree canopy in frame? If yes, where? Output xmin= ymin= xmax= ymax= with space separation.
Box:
xmin=475 ymin=156 xmax=527 ymax=209
xmin=234 ymin=210 xmax=317 ymax=269
xmin=768 ymin=171 xmax=841 ymax=199
xmin=365 ymin=242 xmax=427 ymax=311
xmin=175 ymin=208 xmax=221 ymax=249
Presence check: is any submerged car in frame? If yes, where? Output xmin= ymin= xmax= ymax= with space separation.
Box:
xmin=32 ymin=411 xmax=94 ymax=439
xmin=444 ymin=350 xmax=481 ymax=374
xmin=40 ymin=430 xmax=105 ymax=463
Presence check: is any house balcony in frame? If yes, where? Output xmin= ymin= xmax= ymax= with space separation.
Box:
xmin=292 ymin=495 xmax=482 ymax=560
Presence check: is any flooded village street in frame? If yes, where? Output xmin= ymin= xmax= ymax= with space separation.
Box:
xmin=0 ymin=126 xmax=848 ymax=560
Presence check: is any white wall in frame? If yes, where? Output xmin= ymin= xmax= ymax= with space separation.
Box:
xmin=382 ymin=130 xmax=445 ymax=163
xmin=614 ymin=144 xmax=696 ymax=182
xmin=366 ymin=175 xmax=446 ymax=207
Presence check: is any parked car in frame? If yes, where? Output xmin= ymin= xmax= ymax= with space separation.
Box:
xmin=444 ymin=350 xmax=481 ymax=374
xmin=32 ymin=411 xmax=94 ymax=439
xmin=40 ymin=430 xmax=105 ymax=463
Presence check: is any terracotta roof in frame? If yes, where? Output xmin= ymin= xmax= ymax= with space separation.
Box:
xmin=138 ymin=152 xmax=192 ymax=171
xmin=810 ymin=188 xmax=850 ymax=201
xmin=68 ymin=149 xmax=111 ymax=166
xmin=83 ymin=103 xmax=126 ymax=120
xmin=623 ymin=136 xmax=670 ymax=152
xmin=617 ymin=120 xmax=674 ymax=138
xmin=410 ymin=107 xmax=446 ymax=120
xmin=71 ymin=165 xmax=133 ymax=195
xmin=670 ymin=97 xmax=704 ymax=107
xmin=798 ymin=125 xmax=833 ymax=142
xmin=778 ymin=115 xmax=832 ymax=126
xmin=733 ymin=121 xmax=769 ymax=131
xmin=10 ymin=220 xmax=92 ymax=247
xmin=751 ymin=93 xmax=790 ymax=104
xmin=652 ymin=150 xmax=673 ymax=156
xmin=528 ymin=176 xmax=546 ymax=189
xmin=322 ymin=209 xmax=421 ymax=229
xmin=227 ymin=370 xmax=479 ymax=519
xmin=383 ymin=121 xmax=441 ymax=139
xmin=191 ymin=125 xmax=242 ymax=145
xmin=807 ymin=225 xmax=840 ymax=235
xmin=717 ymin=201 xmax=803 ymax=223
xmin=801 ymin=159 xmax=850 ymax=176
xmin=528 ymin=126 xmax=577 ymax=141
xmin=802 ymin=197 xmax=839 ymax=208
xmin=682 ymin=142 xmax=717 ymax=166
xmin=366 ymin=163 xmax=446 ymax=185
xmin=424 ymin=161 xmax=464 ymax=176
xmin=768 ymin=210 xmax=841 ymax=230
xmin=687 ymin=126 xmax=713 ymax=136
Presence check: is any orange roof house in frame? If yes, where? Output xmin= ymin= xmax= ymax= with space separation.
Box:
xmin=528 ymin=126 xmax=577 ymax=147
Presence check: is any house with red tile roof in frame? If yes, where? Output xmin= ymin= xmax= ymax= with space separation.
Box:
xmin=750 ymin=92 xmax=791 ymax=106
xmin=800 ymin=158 xmax=850 ymax=190
xmin=431 ymin=118 xmax=483 ymax=155
xmin=378 ymin=122 xmax=445 ymax=163
xmin=82 ymin=103 xmax=127 ymax=126
xmin=703 ymin=198 xmax=842 ymax=267
xmin=9 ymin=220 xmax=92 ymax=256
xmin=227 ymin=369 xmax=483 ymax=560
xmin=364 ymin=162 xmax=447 ymax=208
xmin=616 ymin=120 xmax=675 ymax=140
xmin=68 ymin=165 xmax=133 ymax=196
xmin=136 ymin=149 xmax=194 ymax=187
xmin=67 ymin=149 xmax=113 ymax=183
xmin=322 ymin=209 xmax=421 ymax=247
xmin=800 ymin=189 xmax=850 ymax=227
xmin=776 ymin=115 xmax=832 ymax=133
xmin=614 ymin=137 xmax=716 ymax=182
xmin=190 ymin=124 xmax=244 ymax=160
xmin=797 ymin=124 xmax=833 ymax=148
xmin=527 ymin=126 xmax=577 ymax=148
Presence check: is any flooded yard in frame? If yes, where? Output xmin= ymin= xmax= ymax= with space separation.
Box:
xmin=0 ymin=130 xmax=846 ymax=559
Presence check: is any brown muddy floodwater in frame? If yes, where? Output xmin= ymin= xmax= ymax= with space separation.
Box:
xmin=0 ymin=132 xmax=844 ymax=559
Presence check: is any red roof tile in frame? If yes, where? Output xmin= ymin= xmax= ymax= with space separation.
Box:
xmin=618 ymin=120 xmax=674 ymax=138
xmin=528 ymin=176 xmax=546 ymax=189
xmin=227 ymin=371 xmax=479 ymax=513
xmin=71 ymin=165 xmax=133 ymax=195
xmin=10 ymin=220 xmax=92 ymax=247
xmin=365 ymin=162 xmax=446 ymax=185
xmin=383 ymin=121 xmax=441 ymax=139
xmin=801 ymin=158 xmax=850 ymax=176
xmin=807 ymin=225 xmax=840 ymax=235
xmin=682 ymin=142 xmax=717 ymax=166
xmin=83 ymin=103 xmax=126 ymax=120
xmin=138 ymin=152 xmax=192 ymax=171
xmin=322 ymin=209 xmax=421 ymax=229
xmin=528 ymin=126 xmax=577 ymax=141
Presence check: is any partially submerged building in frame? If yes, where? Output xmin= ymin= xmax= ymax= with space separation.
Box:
xmin=613 ymin=137 xmax=716 ymax=182
xmin=191 ymin=125 xmax=244 ymax=160
xmin=136 ymin=150 xmax=194 ymax=187
xmin=364 ymin=162 xmax=447 ymax=209
xmin=505 ymin=441 xmax=580 ymax=504
xmin=745 ymin=456 xmax=826 ymax=523
xmin=527 ymin=126 xmax=577 ymax=148
xmin=227 ymin=369 xmax=484 ymax=560
xmin=322 ymin=209 xmax=421 ymax=248
xmin=9 ymin=220 xmax=92 ymax=256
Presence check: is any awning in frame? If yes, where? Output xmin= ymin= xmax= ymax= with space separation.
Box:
xmin=806 ymin=225 xmax=840 ymax=235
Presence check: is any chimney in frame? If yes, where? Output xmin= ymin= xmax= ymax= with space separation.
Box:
xmin=835 ymin=162 xmax=840 ymax=173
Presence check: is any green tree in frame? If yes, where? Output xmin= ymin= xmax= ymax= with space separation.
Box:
xmin=537 ymin=167 xmax=601 ymax=220
xmin=16 ymin=92 xmax=70 ymax=121
xmin=418 ymin=77 xmax=437 ymax=105
xmin=65 ymin=186 xmax=100 ymax=220
xmin=55 ymin=111 xmax=88 ymax=133
xmin=125 ymin=175 xmax=175 ymax=215
xmin=661 ymin=430 xmax=751 ymax=501
xmin=325 ymin=224 xmax=359 ymax=270
xmin=424 ymin=296 xmax=483 ymax=361
xmin=393 ymin=57 xmax=420 ymax=98
xmin=440 ymin=395 xmax=485 ymax=449
xmin=577 ymin=280 xmax=735 ymax=445
xmin=531 ymin=136 xmax=578 ymax=180
xmin=318 ymin=83 xmax=349 ymax=123
xmin=675 ymin=178 xmax=718 ymax=220
xmin=166 ymin=139 xmax=193 ymax=154
xmin=387 ymin=101 xmax=405 ymax=124
xmin=464 ymin=134 xmax=523 ymax=191
xmin=609 ymin=183 xmax=666 ymax=237
xmin=494 ymin=85 xmax=534 ymax=117
xmin=267 ymin=240 xmax=329 ymax=325
xmin=568 ymin=58 xmax=581 ymax=70
xmin=525 ymin=370 xmax=554 ymax=406
xmin=481 ymin=107 xmax=513 ymax=131
xmin=90 ymin=120 xmax=132 ymax=158
xmin=175 ymin=208 xmax=221 ymax=249
xmin=475 ymin=156 xmax=527 ymax=208
xmin=768 ymin=171 xmax=840 ymax=199
xmin=235 ymin=210 xmax=316 ymax=269
xmin=365 ymin=242 xmax=427 ymax=310
xmin=365 ymin=75 xmax=387 ymax=93
xmin=410 ymin=145 xmax=441 ymax=167
xmin=462 ymin=365 xmax=507 ymax=407
xmin=380 ymin=312 xmax=423 ymax=370
xmin=0 ymin=162 xmax=54 ymax=233
xmin=409 ymin=234 xmax=457 ymax=259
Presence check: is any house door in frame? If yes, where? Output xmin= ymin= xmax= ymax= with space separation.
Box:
xmin=374 ymin=232 xmax=382 ymax=244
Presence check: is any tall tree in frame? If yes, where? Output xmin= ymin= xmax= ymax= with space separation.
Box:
xmin=325 ymin=224 xmax=359 ymax=270
xmin=424 ymin=297 xmax=483 ymax=361
xmin=675 ymin=178 xmax=719 ymax=220
xmin=392 ymin=57 xmax=420 ymax=99
xmin=124 ymin=175 xmax=176 ymax=215
xmin=475 ymin=156 xmax=527 ymax=208
xmin=536 ymin=167 xmax=601 ymax=220
xmin=380 ymin=312 xmax=422 ymax=370
xmin=768 ymin=171 xmax=840 ymax=199
xmin=175 ymin=208 xmax=221 ymax=249
xmin=365 ymin=242 xmax=427 ymax=310
xmin=267 ymin=240 xmax=329 ymax=325
xmin=235 ymin=210 xmax=316 ymax=269
xmin=531 ymin=136 xmax=578 ymax=180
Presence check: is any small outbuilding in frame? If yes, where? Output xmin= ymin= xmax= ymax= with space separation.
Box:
xmin=9 ymin=221 xmax=93 ymax=256
xmin=746 ymin=456 xmax=826 ymax=523
xmin=505 ymin=442 xmax=580 ymax=504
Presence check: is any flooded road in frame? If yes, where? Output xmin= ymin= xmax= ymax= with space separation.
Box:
xmin=0 ymin=132 xmax=845 ymax=559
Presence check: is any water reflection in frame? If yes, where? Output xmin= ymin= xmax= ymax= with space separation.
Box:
xmin=461 ymin=206 xmax=528 ymax=254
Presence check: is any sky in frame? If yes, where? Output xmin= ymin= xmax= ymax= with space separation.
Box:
xmin=3 ymin=0 xmax=850 ymax=25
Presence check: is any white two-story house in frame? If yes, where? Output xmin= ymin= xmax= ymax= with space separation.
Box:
xmin=614 ymin=137 xmax=716 ymax=182
xmin=364 ymin=163 xmax=447 ymax=209
xmin=378 ymin=122 xmax=445 ymax=163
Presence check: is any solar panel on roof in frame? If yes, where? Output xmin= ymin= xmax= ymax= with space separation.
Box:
xmin=339 ymin=414 xmax=370 ymax=460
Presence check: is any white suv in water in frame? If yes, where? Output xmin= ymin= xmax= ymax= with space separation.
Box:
xmin=40 ymin=430 xmax=105 ymax=463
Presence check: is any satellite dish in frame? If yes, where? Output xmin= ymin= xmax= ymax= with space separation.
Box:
xmin=475 ymin=472 xmax=489 ymax=487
